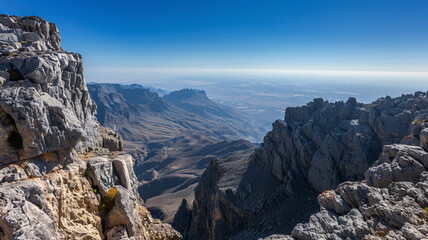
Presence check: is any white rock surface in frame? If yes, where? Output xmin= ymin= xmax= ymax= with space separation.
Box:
xmin=0 ymin=14 xmax=181 ymax=240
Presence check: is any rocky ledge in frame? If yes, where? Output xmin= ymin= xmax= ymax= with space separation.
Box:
xmin=0 ymin=15 xmax=180 ymax=240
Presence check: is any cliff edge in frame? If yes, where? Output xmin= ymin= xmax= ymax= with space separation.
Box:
xmin=0 ymin=15 xmax=180 ymax=240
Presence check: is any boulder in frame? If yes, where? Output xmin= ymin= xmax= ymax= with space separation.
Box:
xmin=290 ymin=128 xmax=428 ymax=239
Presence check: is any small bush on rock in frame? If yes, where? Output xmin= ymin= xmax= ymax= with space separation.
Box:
xmin=98 ymin=188 xmax=118 ymax=212
xmin=85 ymin=168 xmax=94 ymax=178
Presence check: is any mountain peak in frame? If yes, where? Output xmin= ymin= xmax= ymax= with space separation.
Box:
xmin=165 ymin=88 xmax=208 ymax=100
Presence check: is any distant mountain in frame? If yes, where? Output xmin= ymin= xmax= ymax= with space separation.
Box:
xmin=87 ymin=83 xmax=259 ymax=221
xmin=88 ymin=84 xmax=265 ymax=143
xmin=163 ymin=88 xmax=238 ymax=119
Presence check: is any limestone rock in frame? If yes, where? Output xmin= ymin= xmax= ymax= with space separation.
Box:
xmin=100 ymin=126 xmax=123 ymax=151
xmin=186 ymin=93 xmax=428 ymax=239
xmin=290 ymin=128 xmax=428 ymax=239
xmin=0 ymin=15 xmax=61 ymax=51
xmin=87 ymin=153 xmax=138 ymax=199
xmin=0 ymin=14 xmax=102 ymax=165
xmin=0 ymin=161 xmax=103 ymax=239
xmin=106 ymin=225 xmax=129 ymax=240
xmin=106 ymin=186 xmax=137 ymax=235
xmin=0 ymin=15 xmax=181 ymax=240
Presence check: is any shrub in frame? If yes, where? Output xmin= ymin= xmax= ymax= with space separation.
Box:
xmin=7 ymin=129 xmax=23 ymax=149
xmin=413 ymin=119 xmax=428 ymax=125
xmin=98 ymin=188 xmax=118 ymax=212
xmin=85 ymin=168 xmax=94 ymax=178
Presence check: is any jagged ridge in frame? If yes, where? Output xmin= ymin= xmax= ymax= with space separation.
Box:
xmin=183 ymin=92 xmax=428 ymax=239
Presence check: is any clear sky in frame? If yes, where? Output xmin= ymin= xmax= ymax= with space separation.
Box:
xmin=4 ymin=0 xmax=428 ymax=80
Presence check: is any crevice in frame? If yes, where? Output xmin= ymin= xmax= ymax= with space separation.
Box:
xmin=7 ymin=128 xmax=23 ymax=150
xmin=7 ymin=63 xmax=24 ymax=81
xmin=2 ymin=112 xmax=23 ymax=150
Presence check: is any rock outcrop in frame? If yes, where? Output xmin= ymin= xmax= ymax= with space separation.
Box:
xmin=184 ymin=93 xmax=428 ymax=239
xmin=0 ymin=14 xmax=101 ymax=165
xmin=172 ymin=199 xmax=192 ymax=236
xmin=0 ymin=15 xmax=180 ymax=240
xmin=287 ymin=123 xmax=428 ymax=239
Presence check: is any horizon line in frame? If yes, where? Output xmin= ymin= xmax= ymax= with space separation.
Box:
xmin=87 ymin=67 xmax=428 ymax=79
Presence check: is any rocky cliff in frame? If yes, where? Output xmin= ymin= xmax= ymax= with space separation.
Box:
xmin=0 ymin=15 xmax=180 ymax=240
xmin=269 ymin=123 xmax=428 ymax=239
xmin=183 ymin=92 xmax=428 ymax=239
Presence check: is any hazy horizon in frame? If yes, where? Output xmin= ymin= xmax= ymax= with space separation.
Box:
xmin=5 ymin=0 xmax=428 ymax=76
xmin=5 ymin=0 xmax=428 ymax=125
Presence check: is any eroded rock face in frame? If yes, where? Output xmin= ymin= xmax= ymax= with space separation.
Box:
xmin=0 ymin=14 xmax=102 ymax=165
xmin=185 ymin=94 xmax=428 ymax=240
xmin=0 ymin=15 xmax=180 ymax=240
xmin=288 ymin=127 xmax=428 ymax=240
xmin=0 ymin=160 xmax=102 ymax=239
xmin=256 ymin=94 xmax=428 ymax=193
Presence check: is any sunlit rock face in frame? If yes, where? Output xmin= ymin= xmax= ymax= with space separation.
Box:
xmin=0 ymin=15 xmax=181 ymax=240
xmin=184 ymin=93 xmax=428 ymax=240
xmin=0 ymin=15 xmax=101 ymax=165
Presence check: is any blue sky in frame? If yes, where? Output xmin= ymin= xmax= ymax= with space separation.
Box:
xmin=4 ymin=0 xmax=428 ymax=80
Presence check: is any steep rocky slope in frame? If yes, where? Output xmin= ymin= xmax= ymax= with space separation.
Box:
xmin=183 ymin=93 xmax=428 ymax=239
xmin=292 ymin=132 xmax=428 ymax=239
xmin=267 ymin=123 xmax=428 ymax=239
xmin=88 ymin=83 xmax=257 ymax=222
xmin=0 ymin=15 xmax=180 ymax=240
